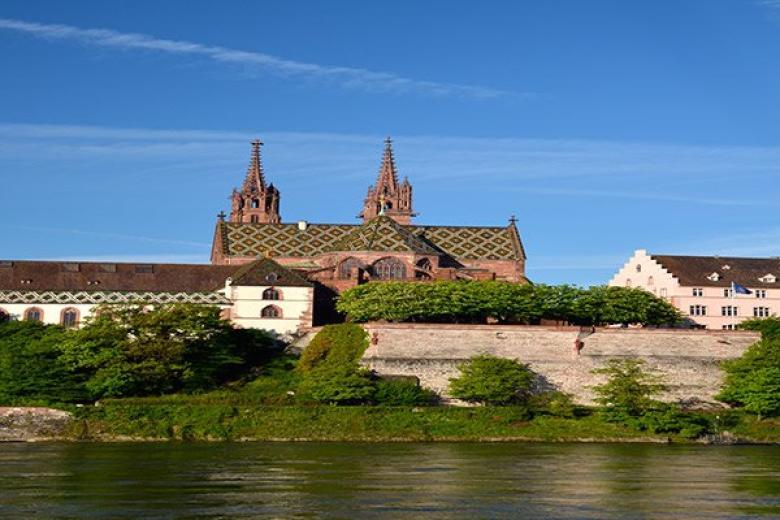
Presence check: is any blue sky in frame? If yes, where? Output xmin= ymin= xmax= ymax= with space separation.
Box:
xmin=1 ymin=0 xmax=779 ymax=285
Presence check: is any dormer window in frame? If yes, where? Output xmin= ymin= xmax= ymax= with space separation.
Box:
xmin=707 ymin=272 xmax=720 ymax=282
xmin=759 ymin=274 xmax=776 ymax=284
xmin=265 ymin=273 xmax=278 ymax=283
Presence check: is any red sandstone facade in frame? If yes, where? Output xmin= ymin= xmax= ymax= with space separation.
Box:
xmin=211 ymin=139 xmax=528 ymax=299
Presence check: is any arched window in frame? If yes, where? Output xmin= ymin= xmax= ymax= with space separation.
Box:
xmin=262 ymin=288 xmax=281 ymax=300
xmin=0 ymin=308 xmax=9 ymax=323
xmin=25 ymin=307 xmax=43 ymax=322
xmin=635 ymin=264 xmax=642 ymax=273
xmin=250 ymin=215 xmax=259 ymax=223
xmin=260 ymin=305 xmax=282 ymax=318
xmin=415 ymin=258 xmax=433 ymax=279
xmin=251 ymin=199 xmax=260 ymax=209
xmin=625 ymin=278 xmax=632 ymax=287
xmin=373 ymin=257 xmax=406 ymax=280
xmin=338 ymin=257 xmax=363 ymax=279
xmin=61 ymin=308 xmax=80 ymax=328
xmin=647 ymin=276 xmax=654 ymax=286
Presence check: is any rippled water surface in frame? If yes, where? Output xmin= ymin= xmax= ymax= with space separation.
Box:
xmin=0 ymin=443 xmax=778 ymax=518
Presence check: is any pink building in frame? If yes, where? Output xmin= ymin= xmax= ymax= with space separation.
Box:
xmin=609 ymin=250 xmax=778 ymax=329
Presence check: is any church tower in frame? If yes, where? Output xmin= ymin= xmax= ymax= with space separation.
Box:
xmin=359 ymin=137 xmax=415 ymax=224
xmin=230 ymin=140 xmax=281 ymax=224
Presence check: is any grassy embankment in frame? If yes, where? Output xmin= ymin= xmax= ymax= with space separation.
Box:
xmin=67 ymin=392 xmax=780 ymax=443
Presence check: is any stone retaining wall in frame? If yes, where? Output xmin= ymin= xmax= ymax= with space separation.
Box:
xmin=0 ymin=407 xmax=73 ymax=441
xmin=353 ymin=324 xmax=759 ymax=405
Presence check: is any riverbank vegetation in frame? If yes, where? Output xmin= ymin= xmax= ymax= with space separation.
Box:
xmin=1 ymin=309 xmax=778 ymax=443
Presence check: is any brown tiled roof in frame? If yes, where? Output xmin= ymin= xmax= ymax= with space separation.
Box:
xmin=216 ymin=221 xmax=524 ymax=261
xmin=229 ymin=258 xmax=311 ymax=287
xmin=0 ymin=259 xmax=309 ymax=293
xmin=651 ymin=255 xmax=780 ymax=288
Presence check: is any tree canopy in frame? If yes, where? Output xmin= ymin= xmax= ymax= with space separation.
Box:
xmin=337 ymin=281 xmax=681 ymax=326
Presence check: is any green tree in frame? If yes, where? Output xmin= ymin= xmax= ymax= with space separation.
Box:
xmin=58 ymin=303 xmax=270 ymax=398
xmin=296 ymin=362 xmax=375 ymax=404
xmin=449 ymin=355 xmax=535 ymax=405
xmin=591 ymin=359 xmax=666 ymax=420
xmin=336 ymin=281 xmax=680 ymax=326
xmin=718 ymin=320 xmax=780 ymax=418
xmin=373 ymin=377 xmax=439 ymax=406
xmin=297 ymin=323 xmax=368 ymax=374
xmin=0 ymin=321 xmax=89 ymax=404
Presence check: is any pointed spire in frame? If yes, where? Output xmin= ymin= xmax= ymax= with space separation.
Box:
xmin=243 ymin=139 xmax=265 ymax=192
xmin=376 ymin=136 xmax=399 ymax=191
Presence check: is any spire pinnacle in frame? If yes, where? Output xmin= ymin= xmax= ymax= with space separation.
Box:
xmin=377 ymin=136 xmax=398 ymax=190
xmin=243 ymin=139 xmax=265 ymax=192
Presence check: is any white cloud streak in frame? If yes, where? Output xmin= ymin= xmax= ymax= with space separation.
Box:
xmin=0 ymin=17 xmax=516 ymax=99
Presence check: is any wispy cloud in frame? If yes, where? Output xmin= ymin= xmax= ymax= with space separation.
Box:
xmin=6 ymin=225 xmax=210 ymax=249
xmin=0 ymin=17 xmax=516 ymax=99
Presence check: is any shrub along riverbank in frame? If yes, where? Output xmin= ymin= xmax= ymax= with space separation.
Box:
xmin=68 ymin=402 xmax=779 ymax=443
xmin=2 ymin=306 xmax=778 ymax=444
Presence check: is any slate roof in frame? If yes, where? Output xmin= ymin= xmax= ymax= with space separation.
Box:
xmin=651 ymin=255 xmax=780 ymax=288
xmin=0 ymin=258 xmax=309 ymax=293
xmin=216 ymin=220 xmax=525 ymax=261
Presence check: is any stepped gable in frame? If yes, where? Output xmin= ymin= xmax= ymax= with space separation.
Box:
xmin=214 ymin=220 xmax=524 ymax=261
xmin=651 ymin=255 xmax=780 ymax=288
xmin=327 ymin=216 xmax=438 ymax=254
xmin=228 ymin=257 xmax=311 ymax=287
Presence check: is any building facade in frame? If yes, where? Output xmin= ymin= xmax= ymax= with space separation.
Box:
xmin=211 ymin=138 xmax=528 ymax=295
xmin=2 ymin=138 xmax=527 ymax=335
xmin=609 ymin=249 xmax=779 ymax=329
xmin=0 ymin=258 xmax=312 ymax=336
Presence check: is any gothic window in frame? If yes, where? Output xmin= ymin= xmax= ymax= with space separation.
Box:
xmin=61 ymin=308 xmax=79 ymax=328
xmin=251 ymin=215 xmax=259 ymax=223
xmin=373 ymin=257 xmax=406 ymax=280
xmin=0 ymin=308 xmax=8 ymax=323
xmin=338 ymin=257 xmax=362 ymax=279
xmin=251 ymin=199 xmax=260 ymax=209
xmin=25 ymin=307 xmax=43 ymax=322
xmin=263 ymin=288 xmax=281 ymax=300
xmin=261 ymin=305 xmax=282 ymax=318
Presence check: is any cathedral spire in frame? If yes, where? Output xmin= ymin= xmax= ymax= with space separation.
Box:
xmin=376 ymin=137 xmax=399 ymax=193
xmin=230 ymin=139 xmax=281 ymax=224
xmin=359 ymin=138 xmax=415 ymax=224
xmin=242 ymin=139 xmax=266 ymax=192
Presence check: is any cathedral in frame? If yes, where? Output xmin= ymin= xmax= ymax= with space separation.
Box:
xmin=211 ymin=138 xmax=528 ymax=292
xmin=0 ymin=139 xmax=527 ymax=335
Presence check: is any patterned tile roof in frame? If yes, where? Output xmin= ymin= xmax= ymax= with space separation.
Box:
xmin=651 ymin=255 xmax=780 ymax=288
xmin=328 ymin=216 xmax=439 ymax=255
xmin=217 ymin=221 xmax=524 ymax=261
xmin=0 ymin=290 xmax=230 ymax=305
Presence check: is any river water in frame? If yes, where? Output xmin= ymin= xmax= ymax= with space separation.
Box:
xmin=0 ymin=443 xmax=778 ymax=519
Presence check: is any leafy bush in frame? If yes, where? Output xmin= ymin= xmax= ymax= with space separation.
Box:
xmin=449 ymin=355 xmax=535 ymax=405
xmin=296 ymin=362 xmax=375 ymax=404
xmin=336 ymin=281 xmax=681 ymax=326
xmin=58 ymin=303 xmax=273 ymax=399
xmin=528 ymin=391 xmax=577 ymax=418
xmin=0 ymin=321 xmax=89 ymax=404
xmin=718 ymin=319 xmax=780 ymax=419
xmin=635 ymin=405 xmax=712 ymax=439
xmin=373 ymin=378 xmax=439 ymax=406
xmin=592 ymin=359 xmax=666 ymax=421
xmin=298 ymin=323 xmax=368 ymax=374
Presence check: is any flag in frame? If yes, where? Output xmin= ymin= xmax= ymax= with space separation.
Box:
xmin=732 ymin=282 xmax=752 ymax=295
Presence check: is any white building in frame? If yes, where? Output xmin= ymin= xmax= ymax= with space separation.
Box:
xmin=0 ymin=258 xmax=313 ymax=337
xmin=609 ymin=249 xmax=778 ymax=329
